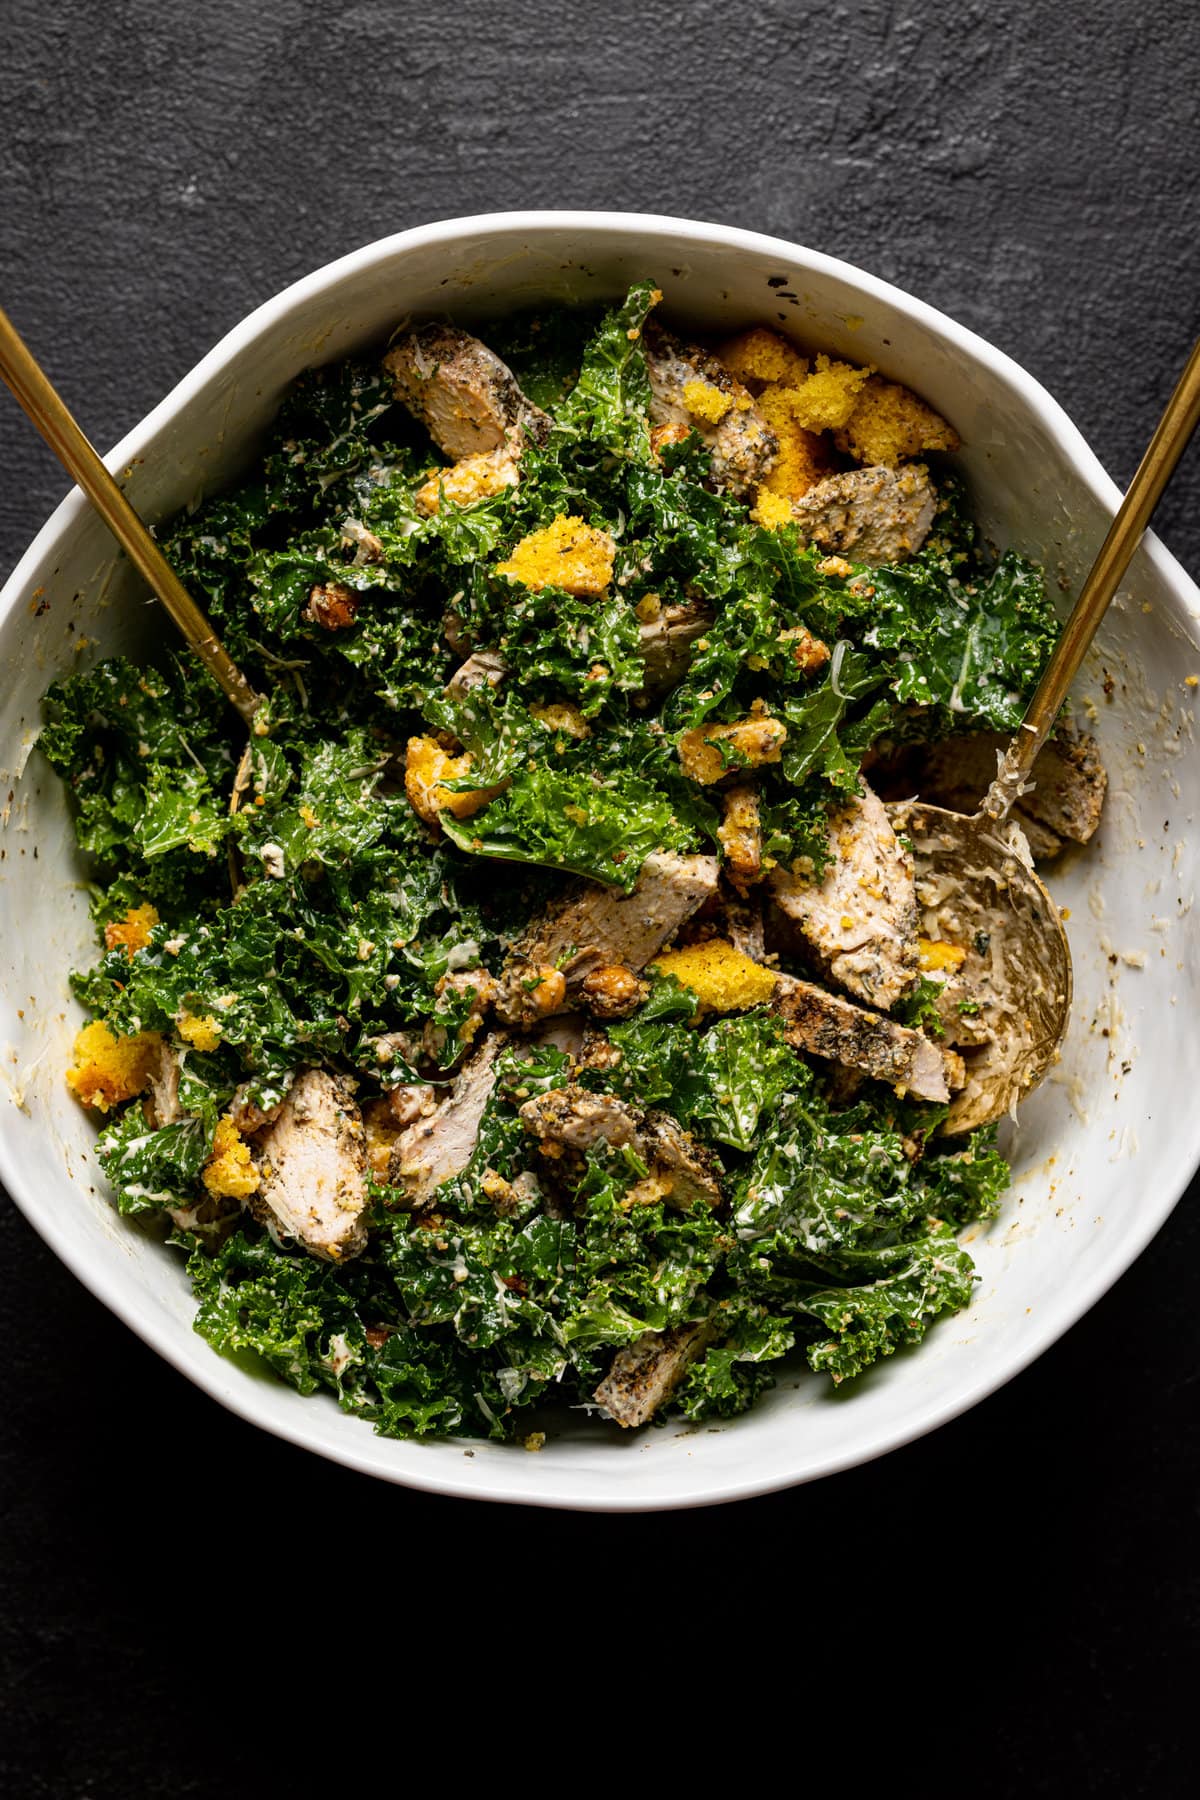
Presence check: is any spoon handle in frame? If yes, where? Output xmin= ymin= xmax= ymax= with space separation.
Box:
xmin=982 ymin=336 xmax=1200 ymax=821
xmin=0 ymin=305 xmax=261 ymax=728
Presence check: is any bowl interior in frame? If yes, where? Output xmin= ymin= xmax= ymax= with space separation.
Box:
xmin=2 ymin=214 xmax=1199 ymax=1508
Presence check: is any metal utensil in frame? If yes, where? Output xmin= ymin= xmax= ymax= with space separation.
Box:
xmin=0 ymin=305 xmax=260 ymax=726
xmin=895 ymin=337 xmax=1200 ymax=1133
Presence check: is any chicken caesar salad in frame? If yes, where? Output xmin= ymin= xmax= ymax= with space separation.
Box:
xmin=45 ymin=282 xmax=1106 ymax=1438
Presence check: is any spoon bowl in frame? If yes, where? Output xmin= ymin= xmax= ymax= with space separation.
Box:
xmin=891 ymin=801 xmax=1072 ymax=1134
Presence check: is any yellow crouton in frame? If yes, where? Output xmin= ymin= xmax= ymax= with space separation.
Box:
xmin=495 ymin=515 xmax=615 ymax=595
xmin=529 ymin=700 xmax=591 ymax=740
xmin=681 ymin=379 xmax=733 ymax=425
xmin=653 ymin=940 xmax=779 ymax=1013
xmin=677 ymin=710 xmax=787 ymax=785
xmin=103 ymin=903 xmax=159 ymax=959
xmin=718 ymin=327 xmax=809 ymax=390
xmin=66 ymin=1021 xmax=162 ymax=1113
xmin=755 ymin=386 xmax=835 ymax=503
xmin=415 ymin=447 xmax=520 ymax=516
xmin=918 ymin=937 xmax=967 ymax=973
xmin=404 ymin=735 xmax=507 ymax=825
xmin=177 ymin=1011 xmax=223 ymax=1052
xmin=201 ymin=1115 xmax=261 ymax=1200
xmin=835 ymin=375 xmax=959 ymax=466
xmin=785 ymin=355 xmax=873 ymax=432
xmin=751 ymin=487 xmax=797 ymax=530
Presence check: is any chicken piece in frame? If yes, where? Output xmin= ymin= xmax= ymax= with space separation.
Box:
xmin=414 ymin=446 xmax=520 ymax=516
xmin=637 ymin=601 xmax=715 ymax=696
xmin=914 ymin=728 xmax=1107 ymax=850
xmin=718 ymin=782 xmax=763 ymax=891
xmin=251 ymin=1069 xmax=369 ymax=1263
xmin=594 ymin=1319 xmax=716 ymax=1429
xmin=642 ymin=322 xmax=778 ymax=497
xmin=384 ymin=323 xmax=549 ymax=458
xmin=771 ymin=972 xmax=956 ymax=1102
xmin=834 ymin=374 xmax=959 ymax=467
xmin=144 ymin=1041 xmax=182 ymax=1129
xmin=722 ymin=894 xmax=766 ymax=963
xmin=496 ymin=851 xmax=720 ymax=1020
xmin=678 ymin=710 xmax=787 ymax=786
xmin=445 ymin=647 xmax=510 ymax=699
xmin=790 ymin=465 xmax=937 ymax=565
xmin=389 ymin=1034 xmax=505 ymax=1207
xmin=489 ymin=964 xmax=567 ymax=1029
xmin=769 ymin=783 xmax=919 ymax=1009
xmin=519 ymin=1085 xmax=722 ymax=1209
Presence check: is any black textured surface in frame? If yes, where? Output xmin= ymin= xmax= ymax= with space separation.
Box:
xmin=1 ymin=3 xmax=1197 ymax=1790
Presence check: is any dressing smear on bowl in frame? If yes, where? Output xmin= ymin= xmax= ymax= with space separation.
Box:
xmin=38 ymin=282 xmax=1106 ymax=1441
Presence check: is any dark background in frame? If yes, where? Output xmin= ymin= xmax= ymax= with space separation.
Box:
xmin=1 ymin=2 xmax=1197 ymax=1791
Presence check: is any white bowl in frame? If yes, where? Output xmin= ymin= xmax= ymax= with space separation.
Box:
xmin=2 ymin=212 xmax=1198 ymax=1510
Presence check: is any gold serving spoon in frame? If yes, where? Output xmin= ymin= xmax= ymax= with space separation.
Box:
xmin=0 ymin=305 xmax=261 ymax=727
xmin=893 ymin=337 xmax=1200 ymax=1133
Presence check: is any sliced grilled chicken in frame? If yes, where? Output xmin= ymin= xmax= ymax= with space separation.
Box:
xmin=496 ymin=851 xmax=720 ymax=1022
xmin=637 ymin=601 xmax=715 ymax=695
xmin=251 ymin=1069 xmax=369 ymax=1262
xmin=384 ymin=324 xmax=549 ymax=458
xmin=388 ymin=1033 xmax=505 ymax=1207
xmin=643 ymin=322 xmax=778 ymax=497
xmin=772 ymin=972 xmax=958 ymax=1102
xmin=790 ymin=464 xmax=937 ymax=564
xmin=718 ymin=782 xmax=764 ymax=891
xmin=769 ymin=783 xmax=919 ymax=1010
xmin=914 ymin=727 xmax=1107 ymax=852
xmin=519 ymin=1084 xmax=722 ymax=1209
xmin=594 ymin=1319 xmax=717 ymax=1428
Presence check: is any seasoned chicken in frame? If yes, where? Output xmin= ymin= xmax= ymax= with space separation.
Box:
xmin=519 ymin=1084 xmax=722 ymax=1209
xmin=771 ymin=972 xmax=957 ymax=1102
xmin=495 ymin=851 xmax=720 ymax=1021
xmin=770 ymin=783 xmax=919 ymax=1009
xmin=445 ymin=647 xmax=511 ymax=699
xmin=790 ymin=464 xmax=937 ymax=565
xmin=642 ymin=321 xmax=778 ymax=497
xmin=914 ymin=728 xmax=1107 ymax=853
xmin=384 ymin=323 xmax=549 ymax=459
xmin=389 ymin=1034 xmax=505 ymax=1206
xmin=637 ymin=600 xmax=715 ymax=696
xmin=593 ymin=1319 xmax=716 ymax=1428
xmin=250 ymin=1069 xmax=369 ymax=1262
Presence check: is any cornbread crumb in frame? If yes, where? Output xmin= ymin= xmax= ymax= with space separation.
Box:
xmin=495 ymin=514 xmax=615 ymax=595
xmin=104 ymin=903 xmax=159 ymax=958
xmin=529 ymin=700 xmax=591 ymax=740
xmin=404 ymin=735 xmax=507 ymax=825
xmin=415 ymin=447 xmax=519 ymax=516
xmin=682 ymin=378 xmax=732 ymax=425
xmin=653 ymin=939 xmax=778 ymax=1013
xmin=202 ymin=1115 xmax=261 ymax=1200
xmin=177 ymin=1011 xmax=223 ymax=1052
xmin=66 ymin=1020 xmax=162 ymax=1113
xmin=835 ymin=375 xmax=959 ymax=466
xmin=751 ymin=487 xmax=797 ymax=529
xmin=755 ymin=385 xmax=834 ymax=501
xmin=786 ymin=355 xmax=873 ymax=432
xmin=678 ymin=711 xmax=787 ymax=785
xmin=718 ymin=326 xmax=809 ymax=389
xmin=918 ymin=937 xmax=967 ymax=973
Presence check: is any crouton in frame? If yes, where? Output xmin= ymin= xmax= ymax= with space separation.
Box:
xmin=579 ymin=964 xmax=650 ymax=1020
xmin=529 ymin=700 xmax=591 ymax=740
xmin=681 ymin=379 xmax=736 ymax=425
xmin=786 ymin=355 xmax=873 ymax=432
xmin=176 ymin=1011 xmax=223 ymax=1052
xmin=717 ymin=327 xmax=809 ymax=390
xmin=718 ymin=783 xmax=764 ymax=891
xmin=495 ymin=515 xmax=615 ymax=595
xmin=834 ymin=375 xmax=959 ymax=466
xmin=755 ymin=386 xmax=836 ymax=502
xmin=303 ymin=582 xmax=359 ymax=630
xmin=677 ymin=708 xmax=787 ymax=785
xmin=652 ymin=939 xmax=778 ymax=1013
xmin=414 ymin=446 xmax=520 ymax=516
xmin=103 ymin=903 xmax=159 ymax=958
xmin=404 ymin=735 xmax=507 ymax=825
xmin=66 ymin=1021 xmax=163 ymax=1113
xmin=918 ymin=937 xmax=967 ymax=973
xmin=202 ymin=1115 xmax=261 ymax=1200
